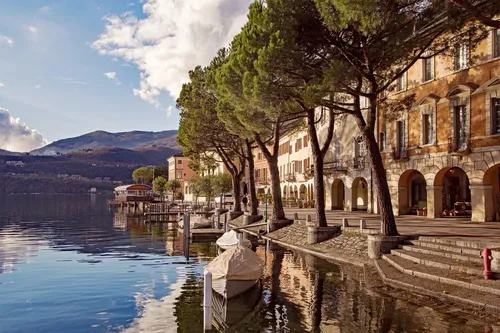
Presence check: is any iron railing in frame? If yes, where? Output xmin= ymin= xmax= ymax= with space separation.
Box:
xmin=353 ymin=156 xmax=365 ymax=170
xmin=392 ymin=146 xmax=408 ymax=161
xmin=324 ymin=159 xmax=348 ymax=172
xmin=448 ymin=132 xmax=471 ymax=154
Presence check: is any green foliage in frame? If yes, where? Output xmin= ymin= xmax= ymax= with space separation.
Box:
xmin=132 ymin=167 xmax=153 ymax=184
xmin=153 ymin=166 xmax=169 ymax=180
xmin=152 ymin=176 xmax=167 ymax=195
xmin=213 ymin=173 xmax=232 ymax=196
xmin=166 ymin=179 xmax=181 ymax=194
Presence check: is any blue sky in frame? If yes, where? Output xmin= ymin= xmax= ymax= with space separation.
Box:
xmin=0 ymin=0 xmax=252 ymax=151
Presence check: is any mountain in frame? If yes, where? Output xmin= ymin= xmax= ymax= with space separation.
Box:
xmin=0 ymin=149 xmax=21 ymax=156
xmin=31 ymin=130 xmax=180 ymax=155
xmin=0 ymin=130 xmax=182 ymax=194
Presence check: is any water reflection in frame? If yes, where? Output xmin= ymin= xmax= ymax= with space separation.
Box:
xmin=0 ymin=195 xmax=496 ymax=333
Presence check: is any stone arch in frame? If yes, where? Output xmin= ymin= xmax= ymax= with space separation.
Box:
xmin=283 ymin=185 xmax=288 ymax=198
xmin=433 ymin=166 xmax=471 ymax=218
xmin=294 ymin=185 xmax=298 ymax=198
xmin=299 ymin=184 xmax=307 ymax=200
xmin=243 ymin=182 xmax=248 ymax=195
xmin=185 ymin=186 xmax=189 ymax=194
xmin=398 ymin=170 xmax=427 ymax=215
xmin=351 ymin=177 xmax=368 ymax=211
xmin=331 ymin=179 xmax=345 ymax=210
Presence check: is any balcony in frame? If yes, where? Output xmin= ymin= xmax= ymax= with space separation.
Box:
xmin=284 ymin=173 xmax=296 ymax=182
xmin=324 ymin=159 xmax=348 ymax=173
xmin=392 ymin=146 xmax=408 ymax=161
xmin=448 ymin=132 xmax=471 ymax=156
xmin=254 ymin=177 xmax=270 ymax=184
xmin=353 ymin=156 xmax=365 ymax=170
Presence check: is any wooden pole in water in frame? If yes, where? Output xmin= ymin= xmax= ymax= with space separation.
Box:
xmin=183 ymin=213 xmax=190 ymax=241
xmin=203 ymin=270 xmax=212 ymax=331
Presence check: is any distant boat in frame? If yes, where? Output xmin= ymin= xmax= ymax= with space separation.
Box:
xmin=216 ymin=230 xmax=251 ymax=250
xmin=205 ymin=245 xmax=263 ymax=299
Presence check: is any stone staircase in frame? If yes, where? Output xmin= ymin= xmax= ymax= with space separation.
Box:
xmin=375 ymin=236 xmax=500 ymax=312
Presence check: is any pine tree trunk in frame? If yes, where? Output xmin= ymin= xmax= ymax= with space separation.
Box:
xmin=307 ymin=110 xmax=328 ymax=227
xmin=232 ymin=173 xmax=242 ymax=212
xmin=362 ymin=128 xmax=399 ymax=236
xmin=246 ymin=141 xmax=259 ymax=215
xmin=269 ymin=157 xmax=286 ymax=220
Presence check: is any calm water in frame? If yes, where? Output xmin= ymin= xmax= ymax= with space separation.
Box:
xmin=0 ymin=194 xmax=494 ymax=332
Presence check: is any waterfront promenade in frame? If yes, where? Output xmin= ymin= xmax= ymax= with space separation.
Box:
xmin=280 ymin=207 xmax=500 ymax=242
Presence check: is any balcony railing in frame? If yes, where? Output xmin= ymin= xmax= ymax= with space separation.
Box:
xmin=448 ymin=132 xmax=471 ymax=155
xmin=254 ymin=177 xmax=271 ymax=184
xmin=285 ymin=173 xmax=296 ymax=182
xmin=324 ymin=159 xmax=348 ymax=172
xmin=392 ymin=146 xmax=408 ymax=161
xmin=353 ymin=156 xmax=365 ymax=170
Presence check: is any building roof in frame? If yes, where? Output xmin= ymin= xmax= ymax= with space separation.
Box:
xmin=114 ymin=184 xmax=152 ymax=191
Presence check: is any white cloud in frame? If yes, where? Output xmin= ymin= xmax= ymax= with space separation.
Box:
xmin=28 ymin=26 xmax=38 ymax=35
xmin=59 ymin=77 xmax=87 ymax=85
xmin=0 ymin=34 xmax=14 ymax=46
xmin=92 ymin=0 xmax=252 ymax=109
xmin=38 ymin=5 xmax=51 ymax=14
xmin=0 ymin=82 xmax=4 ymax=87
xmin=104 ymin=71 xmax=121 ymax=85
xmin=34 ymin=84 xmax=42 ymax=89
xmin=0 ymin=107 xmax=49 ymax=152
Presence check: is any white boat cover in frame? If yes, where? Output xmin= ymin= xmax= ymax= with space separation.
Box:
xmin=206 ymin=245 xmax=263 ymax=280
xmin=216 ymin=230 xmax=251 ymax=249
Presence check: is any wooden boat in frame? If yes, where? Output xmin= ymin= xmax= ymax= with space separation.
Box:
xmin=216 ymin=230 xmax=251 ymax=250
xmin=206 ymin=245 xmax=263 ymax=299
xmin=212 ymin=280 xmax=263 ymax=332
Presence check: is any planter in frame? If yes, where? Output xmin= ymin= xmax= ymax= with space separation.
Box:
xmin=367 ymin=235 xmax=412 ymax=259
xmin=307 ymin=226 xmax=340 ymax=245
xmin=268 ymin=219 xmax=293 ymax=232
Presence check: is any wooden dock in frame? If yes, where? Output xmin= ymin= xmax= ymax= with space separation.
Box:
xmin=187 ymin=229 xmax=225 ymax=242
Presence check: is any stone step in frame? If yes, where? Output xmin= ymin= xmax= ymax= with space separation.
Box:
xmin=375 ymin=259 xmax=500 ymax=313
xmin=405 ymin=240 xmax=483 ymax=256
xmin=418 ymin=236 xmax=500 ymax=250
xmin=391 ymin=249 xmax=483 ymax=275
xmin=398 ymin=244 xmax=483 ymax=264
xmin=382 ymin=253 xmax=500 ymax=297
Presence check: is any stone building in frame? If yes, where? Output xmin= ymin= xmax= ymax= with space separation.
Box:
xmin=382 ymin=27 xmax=500 ymax=221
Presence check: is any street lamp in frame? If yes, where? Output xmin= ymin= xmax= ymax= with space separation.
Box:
xmin=264 ymin=187 xmax=269 ymax=222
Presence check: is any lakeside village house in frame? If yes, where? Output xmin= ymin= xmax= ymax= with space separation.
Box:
xmin=175 ymin=27 xmax=500 ymax=222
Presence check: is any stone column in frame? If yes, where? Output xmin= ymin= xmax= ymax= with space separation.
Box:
xmin=470 ymin=185 xmax=493 ymax=222
xmin=344 ymin=186 xmax=353 ymax=211
xmin=398 ymin=186 xmax=408 ymax=215
xmin=426 ymin=185 xmax=443 ymax=218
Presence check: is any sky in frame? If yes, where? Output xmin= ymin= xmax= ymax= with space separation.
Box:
xmin=0 ymin=0 xmax=252 ymax=152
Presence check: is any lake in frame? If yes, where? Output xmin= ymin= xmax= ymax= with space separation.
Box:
xmin=0 ymin=194 xmax=493 ymax=332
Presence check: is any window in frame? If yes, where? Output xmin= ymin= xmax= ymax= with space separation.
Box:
xmin=289 ymin=144 xmax=292 ymax=154
xmin=395 ymin=72 xmax=406 ymax=92
xmin=423 ymin=57 xmax=433 ymax=82
xmin=379 ymin=132 xmax=386 ymax=151
xmin=454 ymin=105 xmax=467 ymax=148
xmin=422 ymin=114 xmax=433 ymax=145
xmin=360 ymin=97 xmax=369 ymax=109
xmin=494 ymin=29 xmax=500 ymax=59
xmin=297 ymin=138 xmax=302 ymax=150
xmin=177 ymin=160 xmax=182 ymax=164
xmin=491 ymin=98 xmax=500 ymax=134
xmin=396 ymin=120 xmax=406 ymax=148
xmin=176 ymin=170 xmax=182 ymax=179
xmin=303 ymin=135 xmax=308 ymax=147
xmin=453 ymin=43 xmax=468 ymax=71
xmin=353 ymin=136 xmax=365 ymax=158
